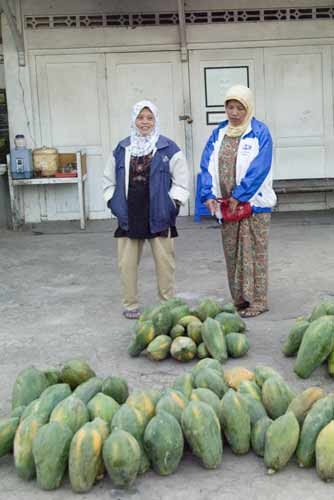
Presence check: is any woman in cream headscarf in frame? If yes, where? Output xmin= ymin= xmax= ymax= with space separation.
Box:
xmin=103 ymin=100 xmax=189 ymax=319
xmin=200 ymin=85 xmax=276 ymax=317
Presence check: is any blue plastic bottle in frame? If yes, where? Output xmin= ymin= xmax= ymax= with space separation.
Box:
xmin=10 ymin=135 xmax=33 ymax=179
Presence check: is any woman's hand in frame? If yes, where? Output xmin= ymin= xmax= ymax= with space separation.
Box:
xmin=229 ymin=197 xmax=239 ymax=213
xmin=205 ymin=198 xmax=218 ymax=216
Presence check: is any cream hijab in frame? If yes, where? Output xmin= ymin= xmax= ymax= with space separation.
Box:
xmin=224 ymin=85 xmax=254 ymax=138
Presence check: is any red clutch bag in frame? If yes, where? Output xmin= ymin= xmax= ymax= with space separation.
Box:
xmin=218 ymin=198 xmax=252 ymax=222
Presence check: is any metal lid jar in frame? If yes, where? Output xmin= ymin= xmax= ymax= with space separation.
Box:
xmin=32 ymin=146 xmax=59 ymax=177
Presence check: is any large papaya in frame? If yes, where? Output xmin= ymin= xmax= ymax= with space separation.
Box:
xmin=171 ymin=373 xmax=194 ymax=399
xmin=264 ymin=412 xmax=300 ymax=473
xmin=287 ymin=387 xmax=326 ymax=425
xmin=281 ymin=319 xmax=310 ymax=357
xmin=60 ymin=359 xmax=96 ymax=389
xmin=111 ymin=404 xmax=149 ymax=475
xmin=38 ymin=383 xmax=72 ymax=415
xmin=226 ymin=332 xmax=249 ymax=358
xmin=187 ymin=321 xmax=203 ymax=345
xmin=181 ymin=400 xmax=223 ymax=469
xmin=294 ymin=316 xmax=334 ymax=378
xmin=315 ymin=420 xmax=334 ymax=481
xmin=146 ymin=335 xmax=172 ymax=361
xmin=254 ymin=365 xmax=282 ymax=387
xmin=201 ymin=317 xmax=228 ymax=362
xmin=126 ymin=389 xmax=156 ymax=421
xmin=144 ymin=411 xmax=184 ymax=475
xmin=155 ymin=390 xmax=188 ymax=423
xmin=68 ymin=421 xmax=105 ymax=493
xmin=197 ymin=342 xmax=209 ymax=359
xmin=170 ymin=305 xmax=191 ymax=326
xmin=14 ymin=414 xmax=46 ymax=480
xmin=33 ymin=421 xmax=72 ymax=490
xmin=170 ymin=337 xmax=197 ymax=362
xmin=11 ymin=367 xmax=50 ymax=410
xmin=214 ymin=311 xmax=246 ymax=334
xmin=87 ymin=392 xmax=120 ymax=423
xmin=50 ymin=395 xmax=89 ymax=433
xmin=261 ymin=376 xmax=295 ymax=419
xmin=191 ymin=358 xmax=224 ymax=379
xmin=102 ymin=376 xmax=129 ymax=405
xmin=238 ymin=380 xmax=262 ymax=401
xmin=190 ymin=388 xmax=221 ymax=418
xmin=194 ymin=298 xmax=222 ymax=321
xmin=128 ymin=320 xmax=156 ymax=357
xmin=194 ymin=368 xmax=227 ymax=398
xmin=309 ymin=301 xmax=334 ymax=322
xmin=23 ymin=383 xmax=72 ymax=422
xmin=0 ymin=417 xmax=20 ymax=457
xmin=296 ymin=394 xmax=334 ymax=468
xmin=148 ymin=305 xmax=173 ymax=336
xmin=251 ymin=415 xmax=272 ymax=457
xmin=241 ymin=394 xmax=267 ymax=425
xmin=220 ymin=389 xmax=251 ymax=454
xmin=224 ymin=366 xmax=254 ymax=390
xmin=72 ymin=377 xmax=103 ymax=404
xmin=103 ymin=429 xmax=141 ymax=488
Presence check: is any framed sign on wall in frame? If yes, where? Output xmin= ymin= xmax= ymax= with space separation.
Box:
xmin=204 ymin=66 xmax=250 ymax=108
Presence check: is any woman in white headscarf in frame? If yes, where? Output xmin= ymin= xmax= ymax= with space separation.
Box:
xmin=200 ymin=85 xmax=276 ymax=318
xmin=103 ymin=100 xmax=189 ymax=319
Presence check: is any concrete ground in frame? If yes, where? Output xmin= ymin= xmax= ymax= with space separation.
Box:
xmin=1 ymin=210 xmax=334 ymax=500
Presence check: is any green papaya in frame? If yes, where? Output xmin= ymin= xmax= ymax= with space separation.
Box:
xmin=181 ymin=401 xmax=222 ymax=469
xmin=251 ymin=415 xmax=272 ymax=457
xmin=201 ymin=317 xmax=228 ymax=362
xmin=294 ymin=316 xmax=334 ymax=378
xmin=296 ymin=395 xmax=334 ymax=468
xmin=316 ymin=420 xmax=334 ymax=481
xmin=33 ymin=422 xmax=72 ymax=490
xmin=103 ymin=429 xmax=140 ymax=488
xmin=128 ymin=320 xmax=156 ymax=357
xmin=220 ymin=389 xmax=251 ymax=454
xmin=264 ymin=412 xmax=300 ymax=473
xmin=281 ymin=319 xmax=310 ymax=357
xmin=144 ymin=411 xmax=184 ymax=475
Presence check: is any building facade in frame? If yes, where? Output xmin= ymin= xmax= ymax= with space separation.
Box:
xmin=3 ymin=0 xmax=334 ymax=223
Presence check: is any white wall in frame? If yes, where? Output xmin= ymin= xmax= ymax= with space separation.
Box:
xmin=3 ymin=2 xmax=334 ymax=223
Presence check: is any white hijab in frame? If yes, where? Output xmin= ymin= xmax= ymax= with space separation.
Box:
xmin=130 ymin=100 xmax=160 ymax=157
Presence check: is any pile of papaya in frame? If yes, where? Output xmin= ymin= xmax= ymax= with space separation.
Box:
xmin=128 ymin=297 xmax=249 ymax=362
xmin=2 ymin=357 xmax=334 ymax=492
xmin=282 ymin=300 xmax=334 ymax=378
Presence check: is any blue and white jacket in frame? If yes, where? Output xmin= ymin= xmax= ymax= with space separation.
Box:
xmin=200 ymin=117 xmax=276 ymax=213
xmin=103 ymin=135 xmax=189 ymax=233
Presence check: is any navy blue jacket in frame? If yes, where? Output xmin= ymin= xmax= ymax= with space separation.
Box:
xmin=103 ymin=135 xmax=189 ymax=234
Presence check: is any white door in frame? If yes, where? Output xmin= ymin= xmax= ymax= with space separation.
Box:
xmin=264 ymin=45 xmax=334 ymax=179
xmin=106 ymin=51 xmax=189 ymax=215
xmin=34 ymin=53 xmax=110 ymax=220
xmin=189 ymin=47 xmax=265 ymax=210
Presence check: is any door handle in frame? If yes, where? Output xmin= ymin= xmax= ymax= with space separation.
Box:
xmin=178 ymin=115 xmax=193 ymax=124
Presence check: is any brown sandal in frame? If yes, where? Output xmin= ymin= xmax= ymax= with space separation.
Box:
xmin=239 ymin=307 xmax=268 ymax=318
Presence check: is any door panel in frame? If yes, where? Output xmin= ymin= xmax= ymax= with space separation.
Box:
xmin=106 ymin=51 xmax=189 ymax=215
xmin=35 ymin=53 xmax=109 ymax=220
xmin=264 ymin=46 xmax=334 ymax=179
xmin=189 ymin=48 xmax=264 ymax=183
